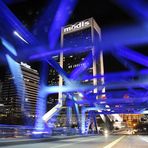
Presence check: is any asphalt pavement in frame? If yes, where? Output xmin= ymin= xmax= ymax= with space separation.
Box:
xmin=0 ymin=135 xmax=148 ymax=148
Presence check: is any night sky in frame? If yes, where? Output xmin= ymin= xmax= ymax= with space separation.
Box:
xmin=2 ymin=0 xmax=148 ymax=73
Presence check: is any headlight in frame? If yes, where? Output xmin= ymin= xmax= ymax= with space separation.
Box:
xmin=104 ymin=130 xmax=108 ymax=134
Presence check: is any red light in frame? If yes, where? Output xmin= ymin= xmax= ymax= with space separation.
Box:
xmin=123 ymin=94 xmax=129 ymax=99
xmin=101 ymin=95 xmax=107 ymax=99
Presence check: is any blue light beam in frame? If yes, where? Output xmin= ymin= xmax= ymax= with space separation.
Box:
xmin=13 ymin=31 xmax=29 ymax=44
xmin=49 ymin=0 xmax=77 ymax=49
xmin=117 ymin=46 xmax=148 ymax=67
xmin=1 ymin=38 xmax=17 ymax=56
xmin=114 ymin=0 xmax=148 ymax=22
xmin=0 ymin=0 xmax=37 ymax=45
xmin=35 ymin=61 xmax=49 ymax=131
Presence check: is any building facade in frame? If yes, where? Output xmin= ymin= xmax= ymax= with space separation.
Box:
xmin=61 ymin=18 xmax=103 ymax=88
xmin=43 ymin=18 xmax=106 ymax=130
xmin=0 ymin=62 xmax=39 ymax=125
xmin=59 ymin=18 xmax=103 ymax=127
xmin=121 ymin=114 xmax=143 ymax=128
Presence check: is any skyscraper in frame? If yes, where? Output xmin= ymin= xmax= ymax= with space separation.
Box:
xmin=61 ymin=17 xmax=103 ymax=96
xmin=59 ymin=18 xmax=104 ymax=128
xmin=42 ymin=18 xmax=106 ymax=131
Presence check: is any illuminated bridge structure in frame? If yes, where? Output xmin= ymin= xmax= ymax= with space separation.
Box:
xmin=0 ymin=0 xmax=148 ymax=134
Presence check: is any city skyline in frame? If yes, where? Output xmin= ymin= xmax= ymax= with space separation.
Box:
xmin=0 ymin=1 xmax=148 ymax=145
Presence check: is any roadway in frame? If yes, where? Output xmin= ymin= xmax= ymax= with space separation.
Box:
xmin=0 ymin=135 xmax=148 ymax=148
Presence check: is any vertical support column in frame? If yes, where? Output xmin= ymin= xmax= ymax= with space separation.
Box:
xmin=59 ymin=52 xmax=63 ymax=104
xmin=74 ymin=102 xmax=81 ymax=133
xmin=81 ymin=107 xmax=86 ymax=134
xmin=59 ymin=27 xmax=64 ymax=103
xmin=91 ymin=18 xmax=98 ymax=94
xmin=92 ymin=112 xmax=98 ymax=134
xmin=66 ymin=106 xmax=72 ymax=128
xmin=35 ymin=61 xmax=48 ymax=131
xmin=100 ymin=51 xmax=105 ymax=96
xmin=92 ymin=47 xmax=98 ymax=94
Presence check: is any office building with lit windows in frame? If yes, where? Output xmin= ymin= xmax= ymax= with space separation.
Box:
xmin=121 ymin=114 xmax=143 ymax=128
xmin=57 ymin=18 xmax=104 ymax=126
xmin=47 ymin=60 xmax=59 ymax=109
xmin=46 ymin=18 xmax=103 ymax=109
xmin=61 ymin=18 xmax=103 ymax=87
xmin=0 ymin=63 xmax=39 ymax=125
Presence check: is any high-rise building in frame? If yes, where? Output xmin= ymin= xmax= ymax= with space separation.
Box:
xmin=61 ymin=17 xmax=103 ymax=96
xmin=43 ymin=18 xmax=105 ymax=129
xmin=58 ymin=18 xmax=103 ymax=127
xmin=46 ymin=18 xmax=103 ymax=108
xmin=0 ymin=62 xmax=39 ymax=125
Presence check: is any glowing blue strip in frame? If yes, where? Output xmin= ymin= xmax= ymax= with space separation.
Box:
xmin=43 ymin=84 xmax=96 ymax=94
xmin=49 ymin=0 xmax=77 ymax=49
xmin=66 ymin=107 xmax=72 ymax=127
xmin=30 ymin=45 xmax=93 ymax=60
xmin=1 ymin=38 xmax=17 ymax=56
xmin=73 ymin=96 xmax=81 ymax=131
xmin=117 ymin=46 xmax=148 ymax=67
xmin=82 ymin=69 xmax=148 ymax=81
xmin=43 ymin=76 xmax=148 ymax=93
xmin=35 ymin=62 xmax=49 ymax=131
xmin=0 ymin=0 xmax=37 ymax=45
xmin=70 ymin=53 xmax=93 ymax=80
xmin=114 ymin=0 xmax=148 ymax=22
xmin=102 ymin=24 xmax=148 ymax=49
xmin=81 ymin=107 xmax=86 ymax=134
xmin=13 ymin=31 xmax=29 ymax=44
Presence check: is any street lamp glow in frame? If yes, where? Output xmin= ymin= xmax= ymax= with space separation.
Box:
xmin=79 ymin=93 xmax=84 ymax=97
xmin=98 ymin=109 xmax=102 ymax=113
xmin=105 ymin=105 xmax=110 ymax=108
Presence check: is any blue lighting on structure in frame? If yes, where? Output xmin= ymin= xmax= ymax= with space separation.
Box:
xmin=1 ymin=0 xmax=148 ymax=134
xmin=115 ymin=0 xmax=148 ymax=22
xmin=1 ymin=38 xmax=17 ymax=56
xmin=0 ymin=0 xmax=37 ymax=46
xmin=30 ymin=45 xmax=93 ymax=60
xmin=116 ymin=46 xmax=148 ymax=67
xmin=32 ymin=0 xmax=78 ymax=131
xmin=48 ymin=0 xmax=77 ymax=49
xmin=102 ymin=24 xmax=148 ymax=50
xmin=82 ymin=69 xmax=148 ymax=82
xmin=13 ymin=31 xmax=29 ymax=44
xmin=35 ymin=62 xmax=49 ymax=131
xmin=70 ymin=52 xmax=93 ymax=80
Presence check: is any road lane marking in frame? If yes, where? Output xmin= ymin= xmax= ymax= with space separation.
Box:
xmin=139 ymin=136 xmax=148 ymax=143
xmin=103 ymin=136 xmax=125 ymax=148
xmin=51 ymin=137 xmax=99 ymax=148
xmin=59 ymin=136 xmax=96 ymax=142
